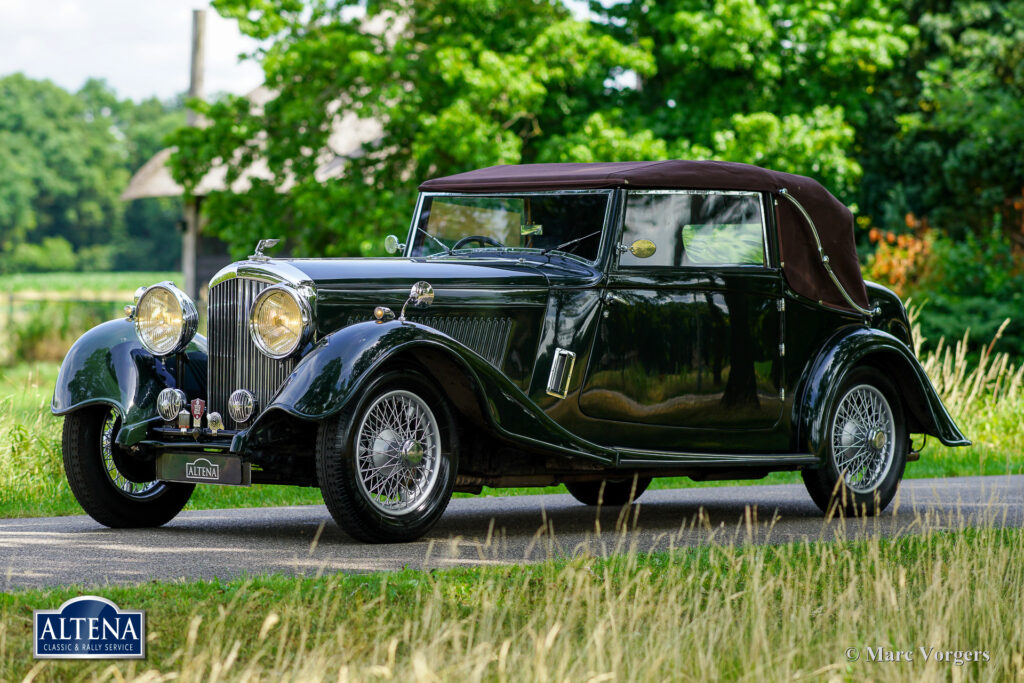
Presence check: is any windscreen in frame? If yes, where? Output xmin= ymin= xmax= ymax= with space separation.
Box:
xmin=410 ymin=192 xmax=610 ymax=262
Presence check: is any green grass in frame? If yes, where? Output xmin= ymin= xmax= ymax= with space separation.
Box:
xmin=2 ymin=526 xmax=1021 ymax=681
xmin=0 ymin=271 xmax=181 ymax=295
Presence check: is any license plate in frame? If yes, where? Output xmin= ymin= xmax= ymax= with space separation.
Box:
xmin=155 ymin=453 xmax=251 ymax=487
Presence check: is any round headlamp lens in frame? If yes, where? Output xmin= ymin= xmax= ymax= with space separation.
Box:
xmin=250 ymin=288 xmax=305 ymax=358
xmin=136 ymin=284 xmax=196 ymax=356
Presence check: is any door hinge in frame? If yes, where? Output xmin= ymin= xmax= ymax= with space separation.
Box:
xmin=777 ymin=298 xmax=786 ymax=312
xmin=778 ymin=342 xmax=786 ymax=357
xmin=779 ymin=388 xmax=785 ymax=401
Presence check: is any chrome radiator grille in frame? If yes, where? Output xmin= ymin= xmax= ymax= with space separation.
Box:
xmin=208 ymin=278 xmax=296 ymax=429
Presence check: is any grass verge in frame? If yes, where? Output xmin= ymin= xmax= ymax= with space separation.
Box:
xmin=2 ymin=526 xmax=1022 ymax=681
xmin=0 ymin=271 xmax=181 ymax=296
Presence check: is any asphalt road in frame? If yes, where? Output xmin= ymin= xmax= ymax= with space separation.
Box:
xmin=2 ymin=475 xmax=1021 ymax=590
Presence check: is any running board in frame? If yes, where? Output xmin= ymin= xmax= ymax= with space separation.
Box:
xmin=616 ymin=451 xmax=819 ymax=468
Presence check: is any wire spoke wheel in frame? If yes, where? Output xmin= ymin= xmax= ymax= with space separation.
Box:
xmin=354 ymin=390 xmax=441 ymax=515
xmin=99 ymin=410 xmax=163 ymax=499
xmin=830 ymin=384 xmax=896 ymax=494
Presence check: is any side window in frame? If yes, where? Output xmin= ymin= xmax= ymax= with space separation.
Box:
xmin=619 ymin=191 xmax=766 ymax=268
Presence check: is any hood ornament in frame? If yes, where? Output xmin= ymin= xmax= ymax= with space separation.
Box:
xmin=250 ymin=239 xmax=281 ymax=261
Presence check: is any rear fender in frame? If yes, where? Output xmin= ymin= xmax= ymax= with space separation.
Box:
xmin=51 ymin=318 xmax=208 ymax=446
xmin=232 ymin=320 xmax=615 ymax=463
xmin=796 ymin=327 xmax=969 ymax=459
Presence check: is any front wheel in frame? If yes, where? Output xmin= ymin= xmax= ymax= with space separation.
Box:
xmin=565 ymin=476 xmax=651 ymax=506
xmin=316 ymin=370 xmax=458 ymax=543
xmin=802 ymin=367 xmax=908 ymax=516
xmin=62 ymin=406 xmax=194 ymax=527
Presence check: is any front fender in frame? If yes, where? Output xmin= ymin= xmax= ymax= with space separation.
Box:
xmin=796 ymin=327 xmax=969 ymax=458
xmin=51 ymin=318 xmax=208 ymax=446
xmin=232 ymin=320 xmax=615 ymax=463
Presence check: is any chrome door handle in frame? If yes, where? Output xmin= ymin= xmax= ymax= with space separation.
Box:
xmin=604 ymin=293 xmax=627 ymax=306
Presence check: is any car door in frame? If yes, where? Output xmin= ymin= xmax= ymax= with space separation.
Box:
xmin=579 ymin=189 xmax=785 ymax=447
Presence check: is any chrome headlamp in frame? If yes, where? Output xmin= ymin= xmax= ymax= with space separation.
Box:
xmin=248 ymin=285 xmax=311 ymax=359
xmin=135 ymin=282 xmax=198 ymax=356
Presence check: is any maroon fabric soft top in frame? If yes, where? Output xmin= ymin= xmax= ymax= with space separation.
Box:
xmin=419 ymin=160 xmax=869 ymax=311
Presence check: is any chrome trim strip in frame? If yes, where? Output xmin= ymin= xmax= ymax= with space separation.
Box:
xmin=626 ymin=189 xmax=762 ymax=196
xmin=404 ymin=193 xmax=425 ymax=258
xmin=777 ymin=188 xmax=880 ymax=318
xmin=208 ymin=260 xmax=316 ymax=290
xmin=616 ymin=452 xmax=819 ymax=467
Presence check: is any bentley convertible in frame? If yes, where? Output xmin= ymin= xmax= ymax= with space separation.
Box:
xmin=52 ymin=161 xmax=968 ymax=542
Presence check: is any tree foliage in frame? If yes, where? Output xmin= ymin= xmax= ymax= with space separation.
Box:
xmin=0 ymin=75 xmax=185 ymax=272
xmin=862 ymin=1 xmax=1024 ymax=239
xmin=167 ymin=0 xmax=932 ymax=258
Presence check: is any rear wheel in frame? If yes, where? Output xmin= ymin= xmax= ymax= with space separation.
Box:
xmin=565 ymin=476 xmax=651 ymax=506
xmin=62 ymin=406 xmax=193 ymax=527
xmin=316 ymin=370 xmax=457 ymax=543
xmin=802 ymin=367 xmax=908 ymax=516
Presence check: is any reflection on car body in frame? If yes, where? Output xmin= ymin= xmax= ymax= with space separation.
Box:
xmin=53 ymin=161 xmax=969 ymax=542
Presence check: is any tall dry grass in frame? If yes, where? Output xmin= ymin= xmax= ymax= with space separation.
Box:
xmin=910 ymin=308 xmax=1024 ymax=470
xmin=4 ymin=513 xmax=1023 ymax=682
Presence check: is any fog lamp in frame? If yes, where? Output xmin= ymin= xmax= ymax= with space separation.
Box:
xmin=228 ymin=389 xmax=257 ymax=424
xmin=157 ymin=388 xmax=188 ymax=421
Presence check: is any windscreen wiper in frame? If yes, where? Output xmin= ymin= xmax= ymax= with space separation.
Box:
xmin=417 ymin=225 xmax=452 ymax=256
xmin=540 ymin=230 xmax=602 ymax=256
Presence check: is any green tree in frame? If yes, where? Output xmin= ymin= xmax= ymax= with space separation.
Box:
xmin=859 ymin=1 xmax=1024 ymax=240
xmin=170 ymin=0 xmax=1022 ymax=260
xmin=0 ymin=75 xmax=186 ymax=272
xmin=590 ymin=0 xmax=914 ymax=203
xmin=0 ymin=74 xmax=129 ymax=270
xmin=171 ymin=0 xmax=913 ymax=256
xmin=170 ymin=0 xmax=654 ymax=258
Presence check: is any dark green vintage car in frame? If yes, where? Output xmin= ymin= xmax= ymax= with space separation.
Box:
xmin=53 ymin=161 xmax=968 ymax=542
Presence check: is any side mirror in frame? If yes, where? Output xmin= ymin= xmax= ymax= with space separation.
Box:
xmin=384 ymin=234 xmax=405 ymax=254
xmin=400 ymin=280 xmax=434 ymax=320
xmin=409 ymin=281 xmax=434 ymax=308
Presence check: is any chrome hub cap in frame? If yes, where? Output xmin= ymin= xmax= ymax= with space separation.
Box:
xmin=830 ymin=384 xmax=896 ymax=494
xmin=401 ymin=440 xmax=425 ymax=467
xmin=354 ymin=390 xmax=441 ymax=515
xmin=101 ymin=410 xmax=161 ymax=499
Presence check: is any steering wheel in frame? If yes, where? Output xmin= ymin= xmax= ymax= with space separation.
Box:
xmin=452 ymin=235 xmax=504 ymax=250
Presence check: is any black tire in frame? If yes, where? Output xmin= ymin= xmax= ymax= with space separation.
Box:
xmin=62 ymin=406 xmax=194 ymax=528
xmin=316 ymin=369 xmax=458 ymax=543
xmin=802 ymin=366 xmax=908 ymax=516
xmin=565 ymin=476 xmax=652 ymax=506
